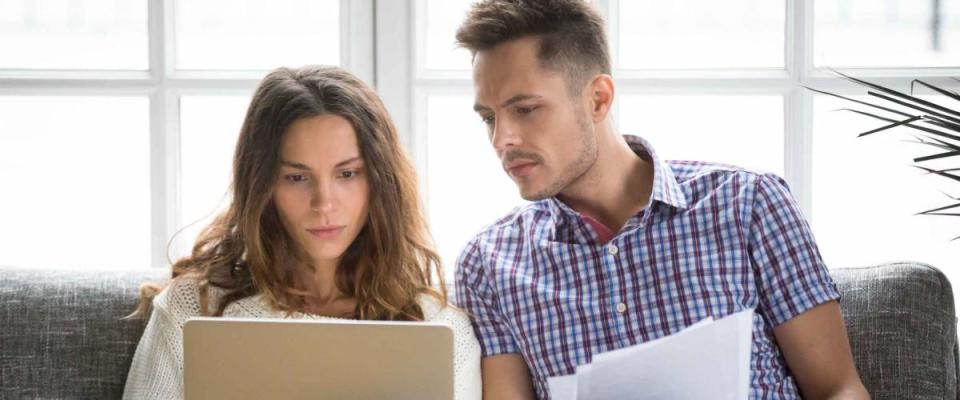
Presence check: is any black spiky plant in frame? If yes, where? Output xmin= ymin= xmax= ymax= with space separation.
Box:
xmin=807 ymin=72 xmax=960 ymax=240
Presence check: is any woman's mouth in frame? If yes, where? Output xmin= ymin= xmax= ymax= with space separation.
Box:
xmin=306 ymin=226 xmax=345 ymax=240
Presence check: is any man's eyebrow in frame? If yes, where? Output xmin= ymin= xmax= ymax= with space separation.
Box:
xmin=473 ymin=94 xmax=543 ymax=113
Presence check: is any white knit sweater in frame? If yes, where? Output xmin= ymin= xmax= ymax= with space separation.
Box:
xmin=122 ymin=277 xmax=482 ymax=400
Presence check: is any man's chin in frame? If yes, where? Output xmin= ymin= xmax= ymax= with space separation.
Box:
xmin=517 ymin=183 xmax=555 ymax=201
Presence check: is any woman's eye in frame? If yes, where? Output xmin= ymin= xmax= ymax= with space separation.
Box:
xmin=339 ymin=170 xmax=360 ymax=179
xmin=285 ymin=174 xmax=307 ymax=183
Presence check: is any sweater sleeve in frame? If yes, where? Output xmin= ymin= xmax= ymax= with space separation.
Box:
xmin=122 ymin=303 xmax=185 ymax=400
xmin=423 ymin=298 xmax=482 ymax=400
xmin=449 ymin=307 xmax=482 ymax=400
xmin=122 ymin=277 xmax=204 ymax=400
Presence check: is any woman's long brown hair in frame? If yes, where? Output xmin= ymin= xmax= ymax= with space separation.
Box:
xmin=131 ymin=66 xmax=446 ymax=321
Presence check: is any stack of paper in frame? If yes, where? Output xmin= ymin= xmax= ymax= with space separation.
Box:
xmin=547 ymin=308 xmax=754 ymax=400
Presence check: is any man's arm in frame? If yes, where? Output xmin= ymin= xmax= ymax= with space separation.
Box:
xmin=481 ymin=353 xmax=536 ymax=400
xmin=774 ymin=301 xmax=870 ymax=400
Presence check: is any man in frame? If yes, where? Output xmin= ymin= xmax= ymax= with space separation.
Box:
xmin=452 ymin=1 xmax=870 ymax=399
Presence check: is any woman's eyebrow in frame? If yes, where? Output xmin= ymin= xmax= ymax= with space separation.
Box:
xmin=334 ymin=156 xmax=363 ymax=168
xmin=279 ymin=160 xmax=310 ymax=170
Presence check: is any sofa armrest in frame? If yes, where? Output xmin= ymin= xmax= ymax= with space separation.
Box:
xmin=0 ymin=266 xmax=166 ymax=399
xmin=832 ymin=262 xmax=958 ymax=400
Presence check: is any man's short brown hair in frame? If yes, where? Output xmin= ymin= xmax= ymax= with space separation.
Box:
xmin=456 ymin=0 xmax=611 ymax=95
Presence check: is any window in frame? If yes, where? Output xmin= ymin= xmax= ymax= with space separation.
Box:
xmin=0 ymin=0 xmax=372 ymax=270
xmin=3 ymin=1 xmax=958 ymax=303
xmin=382 ymin=0 xmax=960 ymax=290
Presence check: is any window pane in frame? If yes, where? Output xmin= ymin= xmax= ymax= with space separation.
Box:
xmin=618 ymin=95 xmax=784 ymax=175
xmin=618 ymin=0 xmax=785 ymax=69
xmin=175 ymin=0 xmax=340 ymax=71
xmin=0 ymin=0 xmax=147 ymax=70
xmin=0 ymin=96 xmax=150 ymax=269
xmin=426 ymin=96 xmax=525 ymax=278
xmin=177 ymin=96 xmax=251 ymax=258
xmin=812 ymin=95 xmax=960 ymax=304
xmin=815 ymin=0 xmax=960 ymax=67
xmin=423 ymin=0 xmax=473 ymax=71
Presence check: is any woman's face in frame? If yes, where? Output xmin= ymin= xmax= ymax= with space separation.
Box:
xmin=273 ymin=114 xmax=370 ymax=269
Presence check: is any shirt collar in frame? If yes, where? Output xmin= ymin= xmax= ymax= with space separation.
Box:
xmin=624 ymin=135 xmax=689 ymax=210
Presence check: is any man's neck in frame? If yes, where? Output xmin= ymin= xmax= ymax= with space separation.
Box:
xmin=557 ymin=132 xmax=655 ymax=234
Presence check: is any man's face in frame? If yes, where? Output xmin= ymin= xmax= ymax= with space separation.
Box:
xmin=472 ymin=36 xmax=597 ymax=201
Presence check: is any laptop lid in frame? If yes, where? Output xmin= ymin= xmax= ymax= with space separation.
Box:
xmin=183 ymin=317 xmax=454 ymax=400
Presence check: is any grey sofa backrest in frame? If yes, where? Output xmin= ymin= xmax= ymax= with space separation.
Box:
xmin=832 ymin=262 xmax=958 ymax=400
xmin=1 ymin=263 xmax=958 ymax=399
xmin=0 ymin=267 xmax=166 ymax=399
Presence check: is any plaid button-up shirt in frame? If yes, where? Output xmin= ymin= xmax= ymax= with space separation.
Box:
xmin=455 ymin=135 xmax=840 ymax=399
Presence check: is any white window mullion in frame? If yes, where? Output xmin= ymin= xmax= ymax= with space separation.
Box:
xmin=785 ymin=0 xmax=815 ymax=218
xmin=375 ymin=0 xmax=415 ymax=153
xmin=342 ymin=0 xmax=375 ymax=85
xmin=149 ymin=0 xmax=180 ymax=268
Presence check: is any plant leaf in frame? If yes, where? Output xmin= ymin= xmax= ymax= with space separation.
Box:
xmin=804 ymin=86 xmax=914 ymax=118
xmin=842 ymin=109 xmax=960 ymax=141
xmin=912 ymin=80 xmax=960 ymax=103
xmin=915 ymin=165 xmax=960 ymax=183
xmin=916 ymin=202 xmax=960 ymax=215
xmin=868 ymin=91 xmax=960 ymax=126
xmin=831 ymin=69 xmax=960 ymax=119
xmin=922 ymin=116 xmax=960 ymax=137
xmin=857 ymin=115 xmax=923 ymax=137
xmin=915 ymin=150 xmax=960 ymax=163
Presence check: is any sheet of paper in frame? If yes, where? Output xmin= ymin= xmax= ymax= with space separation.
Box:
xmin=584 ymin=308 xmax=753 ymax=400
xmin=547 ymin=309 xmax=754 ymax=400
xmin=590 ymin=317 xmax=715 ymax=365
xmin=547 ymin=374 xmax=578 ymax=400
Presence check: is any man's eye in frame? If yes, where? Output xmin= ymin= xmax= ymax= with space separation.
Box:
xmin=517 ymin=106 xmax=536 ymax=115
xmin=285 ymin=174 xmax=307 ymax=183
xmin=481 ymin=114 xmax=495 ymax=125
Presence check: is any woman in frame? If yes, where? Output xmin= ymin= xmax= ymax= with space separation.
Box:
xmin=122 ymin=66 xmax=481 ymax=399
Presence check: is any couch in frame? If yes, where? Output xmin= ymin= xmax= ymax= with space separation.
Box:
xmin=1 ymin=262 xmax=956 ymax=399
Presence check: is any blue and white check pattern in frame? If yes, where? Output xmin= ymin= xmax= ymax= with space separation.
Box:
xmin=455 ymin=135 xmax=840 ymax=399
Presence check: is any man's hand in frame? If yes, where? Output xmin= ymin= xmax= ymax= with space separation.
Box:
xmin=481 ymin=353 xmax=537 ymax=400
xmin=774 ymin=301 xmax=870 ymax=399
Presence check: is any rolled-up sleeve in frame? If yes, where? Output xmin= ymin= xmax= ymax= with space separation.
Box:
xmin=748 ymin=173 xmax=841 ymax=326
xmin=454 ymin=238 xmax=520 ymax=357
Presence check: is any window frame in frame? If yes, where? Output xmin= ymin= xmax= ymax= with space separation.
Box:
xmin=2 ymin=0 xmax=958 ymax=270
xmin=0 ymin=0 xmax=374 ymax=269
xmin=376 ymin=0 xmax=960 ymax=228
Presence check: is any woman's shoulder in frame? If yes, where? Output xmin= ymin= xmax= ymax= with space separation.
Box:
xmin=418 ymin=294 xmax=471 ymax=328
xmin=152 ymin=274 xmax=229 ymax=322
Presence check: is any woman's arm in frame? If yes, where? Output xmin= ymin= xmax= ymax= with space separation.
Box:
xmin=122 ymin=300 xmax=185 ymax=400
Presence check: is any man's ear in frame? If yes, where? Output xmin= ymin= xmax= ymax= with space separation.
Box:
xmin=587 ymin=74 xmax=615 ymax=123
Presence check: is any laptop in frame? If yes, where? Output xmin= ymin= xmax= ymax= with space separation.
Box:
xmin=183 ymin=317 xmax=454 ymax=400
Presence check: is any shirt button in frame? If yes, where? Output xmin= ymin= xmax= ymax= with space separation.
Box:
xmin=607 ymin=244 xmax=619 ymax=255
xmin=616 ymin=302 xmax=627 ymax=313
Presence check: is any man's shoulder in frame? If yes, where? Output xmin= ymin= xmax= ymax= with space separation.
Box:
xmin=468 ymin=201 xmax=552 ymax=241
xmin=666 ymin=160 xmax=783 ymax=200
xmin=456 ymin=201 xmax=552 ymax=267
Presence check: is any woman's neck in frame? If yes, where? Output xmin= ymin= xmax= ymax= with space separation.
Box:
xmin=294 ymin=258 xmax=357 ymax=318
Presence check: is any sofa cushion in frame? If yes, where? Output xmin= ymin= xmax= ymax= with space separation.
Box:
xmin=0 ymin=267 xmax=166 ymax=399
xmin=1 ymin=263 xmax=957 ymax=399
xmin=832 ymin=262 xmax=958 ymax=400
